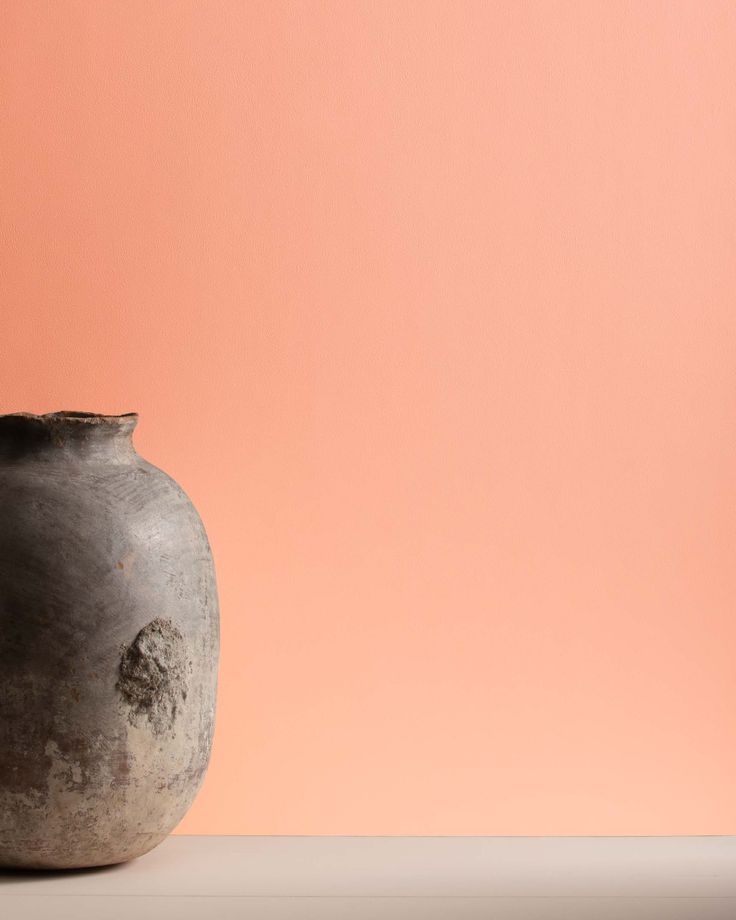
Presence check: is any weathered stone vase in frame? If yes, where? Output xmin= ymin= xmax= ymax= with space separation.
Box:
xmin=0 ymin=412 xmax=219 ymax=869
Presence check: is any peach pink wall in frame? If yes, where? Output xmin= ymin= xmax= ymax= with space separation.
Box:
xmin=2 ymin=1 xmax=736 ymax=834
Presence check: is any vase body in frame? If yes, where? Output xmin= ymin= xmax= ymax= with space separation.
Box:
xmin=0 ymin=412 xmax=219 ymax=869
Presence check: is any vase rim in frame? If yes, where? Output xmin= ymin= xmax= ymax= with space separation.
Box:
xmin=0 ymin=412 xmax=139 ymax=459
xmin=0 ymin=411 xmax=138 ymax=424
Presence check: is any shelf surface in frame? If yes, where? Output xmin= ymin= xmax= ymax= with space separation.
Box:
xmin=2 ymin=835 xmax=736 ymax=918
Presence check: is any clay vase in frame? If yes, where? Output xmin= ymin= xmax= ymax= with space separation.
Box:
xmin=0 ymin=412 xmax=219 ymax=869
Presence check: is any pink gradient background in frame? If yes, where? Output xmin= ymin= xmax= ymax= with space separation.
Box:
xmin=2 ymin=1 xmax=736 ymax=834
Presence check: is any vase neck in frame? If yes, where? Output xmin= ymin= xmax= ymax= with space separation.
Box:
xmin=0 ymin=412 xmax=139 ymax=462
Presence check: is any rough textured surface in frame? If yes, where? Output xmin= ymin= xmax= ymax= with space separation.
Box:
xmin=118 ymin=618 xmax=191 ymax=735
xmin=0 ymin=412 xmax=219 ymax=869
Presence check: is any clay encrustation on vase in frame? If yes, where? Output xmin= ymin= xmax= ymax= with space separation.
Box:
xmin=0 ymin=412 xmax=219 ymax=869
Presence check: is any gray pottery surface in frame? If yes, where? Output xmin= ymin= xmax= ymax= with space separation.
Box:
xmin=0 ymin=412 xmax=219 ymax=868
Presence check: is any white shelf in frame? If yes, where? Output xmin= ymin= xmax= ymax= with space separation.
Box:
xmin=2 ymin=835 xmax=736 ymax=918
